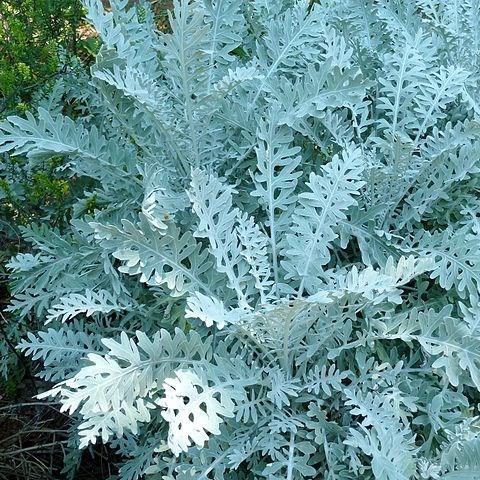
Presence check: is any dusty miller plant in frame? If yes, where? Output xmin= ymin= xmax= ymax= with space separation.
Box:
xmin=2 ymin=0 xmax=480 ymax=478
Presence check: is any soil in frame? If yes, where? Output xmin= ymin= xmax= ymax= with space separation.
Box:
xmin=0 ymin=394 xmax=119 ymax=479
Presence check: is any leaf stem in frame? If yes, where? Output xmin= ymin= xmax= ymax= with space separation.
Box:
xmin=286 ymin=430 xmax=295 ymax=480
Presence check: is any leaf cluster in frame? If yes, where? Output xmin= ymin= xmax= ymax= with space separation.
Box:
xmin=2 ymin=1 xmax=480 ymax=479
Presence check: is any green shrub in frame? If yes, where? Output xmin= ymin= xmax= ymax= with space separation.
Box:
xmin=3 ymin=0 xmax=480 ymax=479
xmin=0 ymin=0 xmax=84 ymax=113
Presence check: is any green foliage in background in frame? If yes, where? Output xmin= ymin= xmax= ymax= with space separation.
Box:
xmin=0 ymin=0 xmax=84 ymax=114
xmin=0 ymin=0 xmax=90 ymax=255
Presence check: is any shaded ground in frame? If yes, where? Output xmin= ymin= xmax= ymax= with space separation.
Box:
xmin=0 ymin=380 xmax=120 ymax=479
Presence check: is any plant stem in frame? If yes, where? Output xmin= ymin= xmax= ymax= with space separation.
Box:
xmin=286 ymin=430 xmax=295 ymax=480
